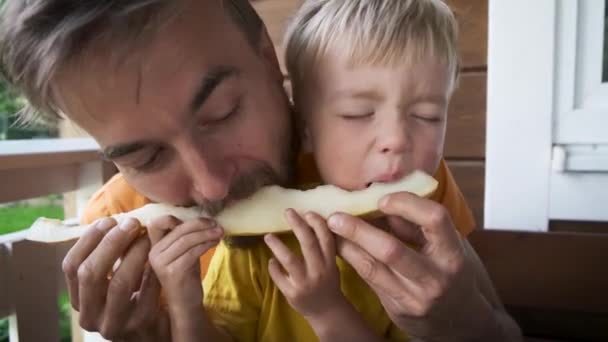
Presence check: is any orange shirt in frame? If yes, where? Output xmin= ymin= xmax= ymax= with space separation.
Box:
xmin=81 ymin=157 xmax=476 ymax=277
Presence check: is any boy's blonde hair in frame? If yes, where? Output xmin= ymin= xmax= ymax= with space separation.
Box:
xmin=284 ymin=0 xmax=460 ymax=102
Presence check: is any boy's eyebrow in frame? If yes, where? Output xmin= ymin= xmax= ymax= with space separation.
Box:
xmin=336 ymin=89 xmax=383 ymax=101
xmin=412 ymin=94 xmax=448 ymax=106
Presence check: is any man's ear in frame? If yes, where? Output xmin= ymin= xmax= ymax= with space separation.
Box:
xmin=258 ymin=27 xmax=284 ymax=82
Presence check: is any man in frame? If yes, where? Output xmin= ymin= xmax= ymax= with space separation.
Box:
xmin=0 ymin=0 xmax=521 ymax=341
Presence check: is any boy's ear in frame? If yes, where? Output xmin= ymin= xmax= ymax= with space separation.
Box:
xmin=258 ymin=27 xmax=284 ymax=83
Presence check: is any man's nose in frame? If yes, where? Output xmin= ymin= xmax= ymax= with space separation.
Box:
xmin=183 ymin=150 xmax=235 ymax=202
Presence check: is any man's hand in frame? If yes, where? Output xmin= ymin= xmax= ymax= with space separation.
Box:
xmin=62 ymin=217 xmax=170 ymax=341
xmin=327 ymin=192 xmax=521 ymax=342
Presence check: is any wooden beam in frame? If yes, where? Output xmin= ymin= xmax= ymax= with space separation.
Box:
xmin=0 ymin=244 xmax=12 ymax=318
xmin=469 ymin=230 xmax=608 ymax=313
xmin=470 ymin=230 xmax=608 ymax=341
xmin=447 ymin=160 xmax=485 ymax=227
xmin=11 ymin=240 xmax=63 ymax=342
xmin=446 ymin=72 xmax=487 ymax=159
xmin=446 ymin=0 xmax=488 ymax=69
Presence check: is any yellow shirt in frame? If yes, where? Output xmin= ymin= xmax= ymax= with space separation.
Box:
xmin=202 ymin=158 xmax=475 ymax=342
xmin=82 ymin=157 xmax=475 ymax=341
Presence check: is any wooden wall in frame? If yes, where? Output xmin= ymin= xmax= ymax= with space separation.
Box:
xmin=251 ymin=1 xmax=608 ymax=341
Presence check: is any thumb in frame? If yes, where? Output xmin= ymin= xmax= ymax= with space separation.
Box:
xmin=146 ymin=215 xmax=182 ymax=245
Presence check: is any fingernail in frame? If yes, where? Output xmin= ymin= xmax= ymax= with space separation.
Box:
xmin=327 ymin=215 xmax=343 ymax=231
xmin=211 ymin=227 xmax=223 ymax=237
xmin=119 ymin=218 xmax=138 ymax=231
xmin=379 ymin=195 xmax=390 ymax=208
xmin=95 ymin=218 xmax=115 ymax=231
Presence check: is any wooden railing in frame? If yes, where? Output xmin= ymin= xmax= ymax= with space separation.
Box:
xmin=0 ymin=138 xmax=114 ymax=342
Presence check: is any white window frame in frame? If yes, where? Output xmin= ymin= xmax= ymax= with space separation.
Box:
xmin=486 ymin=0 xmax=608 ymax=231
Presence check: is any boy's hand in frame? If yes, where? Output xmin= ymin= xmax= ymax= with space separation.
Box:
xmin=148 ymin=216 xmax=223 ymax=312
xmin=265 ymin=209 xmax=349 ymax=321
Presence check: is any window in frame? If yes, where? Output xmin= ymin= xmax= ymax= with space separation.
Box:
xmin=486 ymin=0 xmax=608 ymax=231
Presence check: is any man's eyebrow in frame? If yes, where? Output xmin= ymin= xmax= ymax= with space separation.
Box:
xmin=102 ymin=142 xmax=146 ymax=160
xmin=190 ymin=66 xmax=239 ymax=113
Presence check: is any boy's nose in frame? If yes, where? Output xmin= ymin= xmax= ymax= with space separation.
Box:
xmin=379 ymin=126 xmax=409 ymax=155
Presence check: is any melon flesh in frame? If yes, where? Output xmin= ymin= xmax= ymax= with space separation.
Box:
xmin=25 ymin=170 xmax=437 ymax=243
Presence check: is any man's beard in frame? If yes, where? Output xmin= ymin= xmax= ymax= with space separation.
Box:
xmin=197 ymin=162 xmax=289 ymax=217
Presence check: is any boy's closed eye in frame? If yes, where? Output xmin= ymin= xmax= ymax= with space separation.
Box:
xmin=339 ymin=111 xmax=374 ymax=120
xmin=411 ymin=113 xmax=442 ymax=123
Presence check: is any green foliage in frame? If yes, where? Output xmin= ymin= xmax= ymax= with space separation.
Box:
xmin=0 ymin=74 xmax=57 ymax=140
xmin=0 ymin=205 xmax=64 ymax=234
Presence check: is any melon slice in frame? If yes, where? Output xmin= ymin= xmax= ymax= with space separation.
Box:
xmin=25 ymin=170 xmax=437 ymax=243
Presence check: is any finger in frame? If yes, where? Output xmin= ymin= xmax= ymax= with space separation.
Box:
xmin=127 ymin=264 xmax=162 ymax=333
xmin=267 ymin=258 xmax=293 ymax=296
xmin=152 ymin=218 xmax=220 ymax=255
xmin=304 ymin=212 xmax=336 ymax=263
xmin=337 ymin=238 xmax=422 ymax=312
xmin=169 ymin=242 xmax=219 ymax=278
xmin=336 ymin=237 xmax=419 ymax=304
xmin=151 ymin=228 xmax=222 ymax=266
xmin=264 ymin=233 xmax=305 ymax=281
xmin=77 ymin=218 xmax=142 ymax=328
xmin=147 ymin=215 xmax=182 ymax=246
xmin=285 ymin=209 xmax=323 ymax=272
xmin=379 ymin=192 xmax=462 ymax=257
xmin=151 ymin=227 xmax=222 ymax=266
xmin=385 ymin=215 xmax=427 ymax=248
xmin=328 ymin=213 xmax=437 ymax=282
xmin=62 ymin=217 xmax=116 ymax=311
xmin=101 ymin=236 xmax=151 ymax=339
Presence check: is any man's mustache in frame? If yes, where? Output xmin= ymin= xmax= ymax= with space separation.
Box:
xmin=197 ymin=164 xmax=285 ymax=216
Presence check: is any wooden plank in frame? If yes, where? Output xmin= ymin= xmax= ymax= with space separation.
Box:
xmin=11 ymin=240 xmax=66 ymax=342
xmin=508 ymin=306 xmax=608 ymax=342
xmin=445 ymin=72 xmax=487 ymax=159
xmin=0 ymin=159 xmax=113 ymax=204
xmin=550 ymin=220 xmax=608 ymax=234
xmin=447 ymin=160 xmax=485 ymax=228
xmin=0 ymin=244 xmax=12 ymax=318
xmin=469 ymin=230 xmax=608 ymax=313
xmin=0 ymin=138 xmax=99 ymax=171
xmin=252 ymin=0 xmax=303 ymax=74
xmin=471 ymin=230 xmax=608 ymax=340
xmin=253 ymin=0 xmax=488 ymax=72
xmin=445 ymin=0 xmax=488 ymax=69
xmin=0 ymin=164 xmax=79 ymax=203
